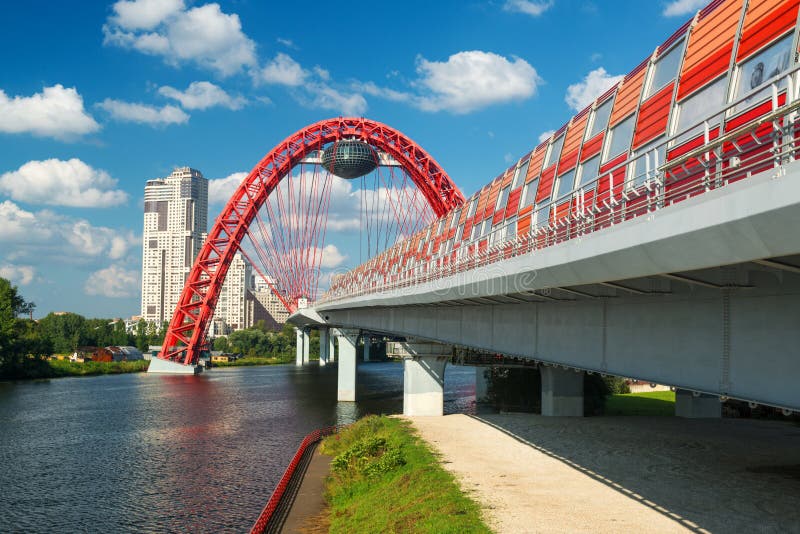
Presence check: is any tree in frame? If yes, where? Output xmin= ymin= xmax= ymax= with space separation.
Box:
xmin=213 ymin=336 xmax=229 ymax=352
xmin=135 ymin=319 xmax=148 ymax=352
xmin=0 ymin=277 xmax=50 ymax=377
xmin=0 ymin=277 xmax=26 ymax=364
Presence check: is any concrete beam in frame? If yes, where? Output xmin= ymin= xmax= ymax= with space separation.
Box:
xmin=541 ymin=366 xmax=583 ymax=416
xmin=337 ymin=330 xmax=358 ymax=401
xmin=404 ymin=355 xmax=448 ymax=416
xmin=675 ymin=389 xmax=721 ymax=418
xmin=363 ymin=336 xmax=371 ymax=362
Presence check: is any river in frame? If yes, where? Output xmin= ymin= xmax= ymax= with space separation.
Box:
xmin=0 ymin=361 xmax=477 ymax=533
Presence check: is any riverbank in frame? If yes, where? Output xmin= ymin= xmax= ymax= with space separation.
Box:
xmin=408 ymin=413 xmax=800 ymax=533
xmin=0 ymin=358 xmax=150 ymax=380
xmin=317 ymin=415 xmax=490 ymax=533
xmin=212 ymin=355 xmax=292 ymax=367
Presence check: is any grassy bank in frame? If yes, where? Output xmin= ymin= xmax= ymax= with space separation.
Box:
xmin=320 ymin=415 xmax=490 ymax=533
xmin=1 ymin=358 xmax=150 ymax=379
xmin=605 ymin=390 xmax=676 ymax=416
xmin=212 ymin=355 xmax=292 ymax=367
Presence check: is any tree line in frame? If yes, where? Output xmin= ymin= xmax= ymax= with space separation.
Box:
xmin=1 ymin=277 xmax=299 ymax=377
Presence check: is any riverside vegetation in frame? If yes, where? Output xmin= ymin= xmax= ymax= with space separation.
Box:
xmin=320 ymin=415 xmax=490 ymax=533
xmin=0 ymin=277 xmax=297 ymax=379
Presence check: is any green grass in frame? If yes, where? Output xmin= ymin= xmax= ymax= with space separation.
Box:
xmin=47 ymin=359 xmax=150 ymax=377
xmin=320 ymin=415 xmax=490 ymax=534
xmin=1 ymin=358 xmax=151 ymax=379
xmin=605 ymin=390 xmax=676 ymax=416
xmin=212 ymin=355 xmax=292 ymax=367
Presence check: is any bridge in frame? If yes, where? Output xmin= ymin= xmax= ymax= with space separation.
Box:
xmin=151 ymin=0 xmax=800 ymax=418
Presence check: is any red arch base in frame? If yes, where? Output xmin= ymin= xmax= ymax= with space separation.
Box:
xmin=159 ymin=117 xmax=465 ymax=365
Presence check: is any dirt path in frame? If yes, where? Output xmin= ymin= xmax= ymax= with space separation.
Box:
xmin=280 ymin=449 xmax=331 ymax=533
xmin=407 ymin=414 xmax=800 ymax=534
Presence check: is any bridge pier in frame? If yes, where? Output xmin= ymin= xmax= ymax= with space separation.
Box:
xmin=476 ymin=367 xmax=490 ymax=404
xmin=675 ymin=389 xmax=721 ymax=418
xmin=336 ymin=330 xmax=358 ymax=401
xmin=147 ymin=357 xmax=202 ymax=374
xmin=319 ymin=327 xmax=329 ymax=366
xmin=303 ymin=328 xmax=310 ymax=364
xmin=391 ymin=341 xmax=452 ymax=416
xmin=363 ymin=335 xmax=371 ymax=362
xmin=328 ymin=331 xmax=335 ymax=363
xmin=541 ymin=366 xmax=584 ymax=417
xmin=295 ymin=328 xmax=309 ymax=366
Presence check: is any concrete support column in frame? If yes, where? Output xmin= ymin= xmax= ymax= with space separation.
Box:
xmin=675 ymin=389 xmax=721 ymax=418
xmin=476 ymin=367 xmax=490 ymax=404
xmin=319 ymin=327 xmax=329 ymax=366
xmin=404 ymin=356 xmax=447 ymax=416
xmin=363 ymin=336 xmax=371 ymax=362
xmin=302 ymin=328 xmax=310 ymax=364
xmin=337 ymin=330 xmax=358 ymax=401
xmin=295 ymin=327 xmax=305 ymax=366
xmin=328 ymin=332 xmax=336 ymax=363
xmin=541 ymin=366 xmax=584 ymax=416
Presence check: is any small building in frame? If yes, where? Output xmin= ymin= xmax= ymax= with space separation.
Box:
xmin=104 ymin=346 xmax=144 ymax=362
xmin=211 ymin=354 xmax=233 ymax=363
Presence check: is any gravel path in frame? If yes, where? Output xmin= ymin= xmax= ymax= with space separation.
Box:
xmin=407 ymin=414 xmax=800 ymax=534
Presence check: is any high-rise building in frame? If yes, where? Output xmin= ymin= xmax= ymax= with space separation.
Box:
xmin=141 ymin=167 xmax=208 ymax=325
xmin=248 ymin=276 xmax=290 ymax=326
xmin=211 ymin=252 xmax=252 ymax=334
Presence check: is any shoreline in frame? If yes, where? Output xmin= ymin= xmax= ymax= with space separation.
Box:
xmin=274 ymin=414 xmax=800 ymax=532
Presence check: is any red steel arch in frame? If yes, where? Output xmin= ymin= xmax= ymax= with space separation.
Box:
xmin=159 ymin=117 xmax=465 ymax=365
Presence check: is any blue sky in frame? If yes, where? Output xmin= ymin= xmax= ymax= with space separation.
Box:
xmin=0 ymin=0 xmax=707 ymax=318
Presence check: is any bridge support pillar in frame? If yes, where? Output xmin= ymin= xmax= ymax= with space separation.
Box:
xmin=404 ymin=355 xmax=448 ymax=416
xmin=675 ymin=389 xmax=721 ymax=418
xmin=295 ymin=328 xmax=308 ymax=366
xmin=541 ymin=366 xmax=584 ymax=417
xmin=476 ymin=367 xmax=490 ymax=404
xmin=147 ymin=357 xmax=202 ymax=374
xmin=337 ymin=330 xmax=358 ymax=401
xmin=303 ymin=328 xmax=310 ymax=364
xmin=319 ymin=327 xmax=329 ymax=366
xmin=329 ymin=331 xmax=336 ymax=363
xmin=363 ymin=336 xmax=371 ymax=362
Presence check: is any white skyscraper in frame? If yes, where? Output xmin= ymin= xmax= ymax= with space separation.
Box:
xmin=141 ymin=167 xmax=208 ymax=325
xmin=211 ymin=252 xmax=252 ymax=333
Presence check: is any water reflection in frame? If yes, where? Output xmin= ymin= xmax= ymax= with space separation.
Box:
xmin=0 ymin=361 xmax=475 ymax=533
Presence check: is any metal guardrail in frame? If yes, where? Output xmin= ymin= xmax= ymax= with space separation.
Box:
xmin=322 ymin=67 xmax=800 ymax=303
xmin=249 ymin=426 xmax=339 ymax=534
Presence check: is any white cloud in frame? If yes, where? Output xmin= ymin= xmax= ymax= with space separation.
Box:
xmin=276 ymin=37 xmax=296 ymax=49
xmin=538 ymin=130 xmax=555 ymax=143
xmin=662 ymin=0 xmax=706 ymax=17
xmin=109 ymin=0 xmax=184 ymax=30
xmin=503 ymin=0 xmax=553 ymax=16
xmin=0 ymin=200 xmax=139 ymax=263
xmin=0 ymin=84 xmax=99 ymax=140
xmin=98 ymin=99 xmax=189 ymax=125
xmin=0 ymin=158 xmax=128 ymax=208
xmin=565 ymin=67 xmax=623 ymax=111
xmin=303 ymin=83 xmax=368 ymax=116
xmin=360 ymin=51 xmax=542 ymax=114
xmin=84 ymin=266 xmax=140 ymax=297
xmin=158 ymin=81 xmax=245 ymax=110
xmin=257 ymin=53 xmax=309 ymax=86
xmin=103 ymin=2 xmax=256 ymax=77
xmin=320 ymin=244 xmax=346 ymax=268
xmin=208 ymin=171 xmax=246 ymax=205
xmin=0 ymin=264 xmax=35 ymax=285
